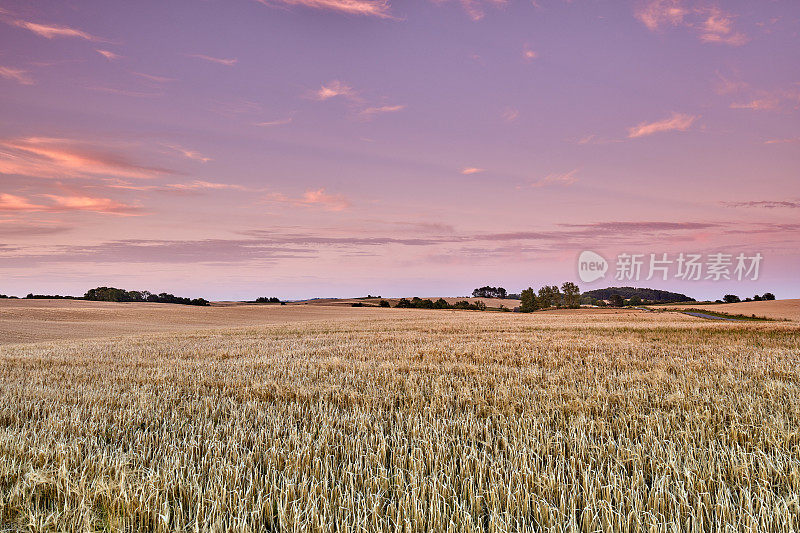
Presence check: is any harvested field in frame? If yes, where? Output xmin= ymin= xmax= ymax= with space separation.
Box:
xmin=1 ymin=305 xmax=799 ymax=531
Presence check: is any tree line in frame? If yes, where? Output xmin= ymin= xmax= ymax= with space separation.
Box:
xmin=722 ymin=293 xmax=775 ymax=303
xmin=84 ymin=287 xmax=209 ymax=306
xmin=392 ymin=297 xmax=489 ymax=311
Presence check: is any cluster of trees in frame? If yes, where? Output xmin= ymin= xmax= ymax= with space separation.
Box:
xmin=394 ymin=297 xmax=487 ymax=311
xmin=581 ymin=287 xmax=694 ymax=304
xmin=722 ymin=293 xmax=775 ymax=303
xmin=84 ymin=287 xmax=209 ymax=306
xmin=472 ymin=286 xmax=507 ymax=299
xmin=253 ymin=297 xmax=282 ymax=304
xmin=519 ymin=282 xmax=580 ymax=312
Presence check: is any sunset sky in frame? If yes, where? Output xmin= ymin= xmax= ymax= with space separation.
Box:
xmin=1 ymin=0 xmax=798 ymax=300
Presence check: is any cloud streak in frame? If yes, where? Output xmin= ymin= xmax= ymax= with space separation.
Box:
xmin=0 ymin=137 xmax=174 ymax=180
xmin=628 ymin=112 xmax=696 ymax=138
xmin=0 ymin=66 xmax=34 ymax=85
xmin=7 ymin=18 xmax=102 ymax=41
xmin=0 ymin=192 xmax=139 ymax=215
xmin=256 ymin=0 xmax=392 ymax=18
xmin=188 ymin=54 xmax=238 ymax=66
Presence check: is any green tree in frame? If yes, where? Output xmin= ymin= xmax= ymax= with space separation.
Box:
xmin=628 ymin=295 xmax=642 ymax=306
xmin=519 ymin=287 xmax=538 ymax=313
xmin=561 ymin=282 xmax=580 ymax=309
xmin=609 ymin=294 xmax=624 ymax=307
xmin=537 ymin=285 xmax=561 ymax=308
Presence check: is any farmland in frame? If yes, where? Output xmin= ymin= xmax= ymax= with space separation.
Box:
xmin=1 ymin=301 xmax=799 ymax=531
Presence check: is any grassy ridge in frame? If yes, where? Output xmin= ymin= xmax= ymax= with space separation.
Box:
xmin=1 ymin=313 xmax=799 ymax=531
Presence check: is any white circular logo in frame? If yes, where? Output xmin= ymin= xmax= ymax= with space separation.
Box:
xmin=578 ymin=250 xmax=608 ymax=283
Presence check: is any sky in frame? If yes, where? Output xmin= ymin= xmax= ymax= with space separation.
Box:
xmin=0 ymin=0 xmax=798 ymax=301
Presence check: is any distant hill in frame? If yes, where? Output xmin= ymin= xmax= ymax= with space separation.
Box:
xmin=582 ymin=286 xmax=695 ymax=303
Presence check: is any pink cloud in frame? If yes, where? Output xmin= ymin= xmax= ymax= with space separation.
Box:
xmin=0 ymin=66 xmax=33 ymax=85
xmin=0 ymin=192 xmax=138 ymax=215
xmin=436 ymin=0 xmax=507 ymax=21
xmin=10 ymin=19 xmax=101 ymax=41
xmin=256 ymin=0 xmax=392 ymax=18
xmin=635 ymin=0 xmax=687 ymax=31
xmin=264 ymin=188 xmax=350 ymax=211
xmin=461 ymin=167 xmax=485 ymax=175
xmin=0 ymin=193 xmax=43 ymax=211
xmin=698 ymin=8 xmax=748 ymax=46
xmin=43 ymin=195 xmax=140 ymax=215
xmin=0 ymin=137 xmax=173 ymax=180
xmin=188 ymin=54 xmax=238 ymax=66
xmin=628 ymin=112 xmax=697 ymax=138
xmin=297 ymin=188 xmax=350 ymax=211
xmin=96 ymin=49 xmax=121 ymax=61
xmin=502 ymin=107 xmax=519 ymax=122
xmin=255 ymin=117 xmax=293 ymax=126
xmin=730 ymin=98 xmax=779 ymax=111
xmin=132 ymin=72 xmax=175 ymax=83
xmin=635 ymin=1 xmax=748 ymax=46
xmin=529 ymin=169 xmax=578 ymax=188
xmin=359 ymin=104 xmax=406 ymax=118
xmin=313 ymin=80 xmax=358 ymax=101
xmin=523 ymin=47 xmax=538 ymax=61
xmin=163 ymin=145 xmax=212 ymax=163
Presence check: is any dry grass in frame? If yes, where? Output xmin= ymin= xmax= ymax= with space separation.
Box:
xmin=1 ymin=308 xmax=799 ymax=531
xmin=0 ymin=299 xmax=395 ymax=345
xmin=660 ymin=299 xmax=800 ymax=322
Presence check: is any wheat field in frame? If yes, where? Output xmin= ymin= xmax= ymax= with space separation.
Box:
xmin=1 ymin=307 xmax=799 ymax=531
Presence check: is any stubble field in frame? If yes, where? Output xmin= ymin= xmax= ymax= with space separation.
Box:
xmin=1 ymin=302 xmax=799 ymax=531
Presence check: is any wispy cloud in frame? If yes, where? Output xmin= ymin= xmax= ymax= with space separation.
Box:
xmin=0 ymin=193 xmax=42 ymax=211
xmin=722 ymin=200 xmax=800 ymax=209
xmin=635 ymin=0 xmax=687 ymax=31
xmin=8 ymin=19 xmax=102 ymax=41
xmin=730 ymin=97 xmax=779 ymax=111
xmin=502 ymin=107 xmax=519 ymax=122
xmin=628 ymin=112 xmax=697 ymax=138
xmin=188 ymin=54 xmax=238 ymax=66
xmin=529 ymin=169 xmax=578 ymax=188
xmin=523 ymin=46 xmax=538 ymax=61
xmin=359 ymin=104 xmax=405 ymax=118
xmin=296 ymin=188 xmax=350 ymax=211
xmin=0 ymin=137 xmax=173 ymax=180
xmin=435 ymin=0 xmax=507 ymax=21
xmin=698 ymin=8 xmax=748 ymax=46
xmin=255 ymin=0 xmax=392 ymax=18
xmin=89 ymin=86 xmax=163 ymax=98
xmin=0 ymin=192 xmax=139 ymax=215
xmin=764 ymin=137 xmax=800 ymax=145
xmin=164 ymin=180 xmax=247 ymax=191
xmin=255 ymin=117 xmax=293 ymax=127
xmin=43 ymin=195 xmax=141 ymax=215
xmin=635 ymin=1 xmax=748 ymax=46
xmin=132 ymin=72 xmax=175 ymax=83
xmin=461 ymin=167 xmax=485 ymax=175
xmin=163 ymin=145 xmax=212 ymax=163
xmin=313 ymin=80 xmax=358 ymax=101
xmin=265 ymin=188 xmax=351 ymax=211
xmin=96 ymin=49 xmax=121 ymax=61
xmin=0 ymin=66 xmax=34 ymax=85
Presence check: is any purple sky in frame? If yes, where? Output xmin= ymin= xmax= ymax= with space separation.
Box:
xmin=1 ymin=0 xmax=798 ymax=300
